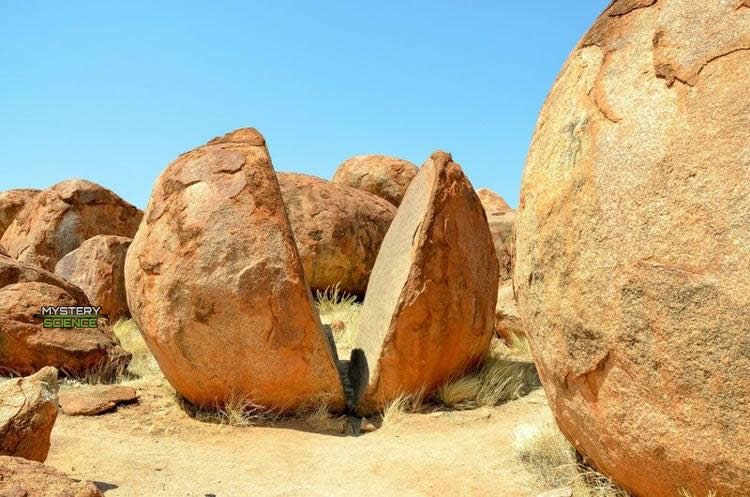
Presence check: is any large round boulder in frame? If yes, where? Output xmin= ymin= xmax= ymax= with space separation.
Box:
xmin=0 ymin=282 xmax=129 ymax=376
xmin=332 ymin=155 xmax=418 ymax=206
xmin=278 ymin=173 xmax=396 ymax=296
xmin=515 ymin=2 xmax=750 ymax=497
xmin=354 ymin=151 xmax=498 ymax=412
xmin=125 ymin=128 xmax=344 ymax=410
xmin=55 ymin=235 xmax=132 ymax=321
xmin=0 ymin=189 xmax=40 ymax=239
xmin=0 ymin=180 xmax=142 ymax=272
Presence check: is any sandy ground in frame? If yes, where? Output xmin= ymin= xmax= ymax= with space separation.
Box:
xmin=46 ymin=376 xmax=550 ymax=497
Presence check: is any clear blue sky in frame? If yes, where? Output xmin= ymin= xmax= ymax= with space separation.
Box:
xmin=1 ymin=2 xmax=604 ymax=209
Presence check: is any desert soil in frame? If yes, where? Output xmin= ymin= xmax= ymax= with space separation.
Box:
xmin=46 ymin=376 xmax=549 ymax=497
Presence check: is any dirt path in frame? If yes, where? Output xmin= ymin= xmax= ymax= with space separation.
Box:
xmin=46 ymin=377 xmax=549 ymax=497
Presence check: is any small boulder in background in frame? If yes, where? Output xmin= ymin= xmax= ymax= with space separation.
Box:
xmin=55 ymin=235 xmax=132 ymax=321
xmin=332 ymin=155 xmax=418 ymax=206
xmin=278 ymin=172 xmax=396 ymax=296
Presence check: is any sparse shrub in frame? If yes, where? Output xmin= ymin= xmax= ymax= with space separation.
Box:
xmin=382 ymin=390 xmax=425 ymax=427
xmin=174 ymin=389 xmax=279 ymax=427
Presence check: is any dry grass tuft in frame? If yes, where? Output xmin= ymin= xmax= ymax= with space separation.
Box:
xmin=514 ymin=416 xmax=631 ymax=497
xmin=315 ymin=284 xmax=362 ymax=357
xmin=381 ymin=389 xmax=425 ymax=427
xmin=174 ymin=390 xmax=280 ymax=427
xmin=436 ymin=338 xmax=540 ymax=409
xmin=295 ymin=402 xmax=342 ymax=433
xmin=679 ymin=491 xmax=718 ymax=497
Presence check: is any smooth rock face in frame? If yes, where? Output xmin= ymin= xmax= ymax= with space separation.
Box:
xmin=55 ymin=235 xmax=132 ymax=320
xmin=58 ymin=385 xmax=137 ymax=416
xmin=0 ymin=179 xmax=142 ymax=271
xmin=0 ymin=367 xmax=59 ymax=462
xmin=515 ymin=2 xmax=750 ymax=496
xmin=125 ymin=128 xmax=344 ymax=410
xmin=0 ymin=282 xmax=129 ymax=376
xmin=354 ymin=151 xmax=498 ymax=411
xmin=494 ymin=280 xmax=524 ymax=343
xmin=477 ymin=188 xmax=515 ymax=281
xmin=0 ymin=254 xmax=89 ymax=304
xmin=0 ymin=456 xmax=103 ymax=497
xmin=0 ymin=189 xmax=39 ymax=240
xmin=278 ymin=173 xmax=396 ymax=296
xmin=332 ymin=155 xmax=418 ymax=206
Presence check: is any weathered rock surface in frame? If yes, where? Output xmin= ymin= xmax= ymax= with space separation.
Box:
xmin=332 ymin=155 xmax=418 ymax=206
xmin=494 ymin=280 xmax=524 ymax=343
xmin=514 ymin=2 xmax=750 ymax=497
xmin=0 ymin=254 xmax=89 ymax=304
xmin=125 ymin=128 xmax=344 ymax=410
xmin=0 ymin=179 xmax=142 ymax=272
xmin=0 ymin=282 xmax=129 ymax=376
xmin=0 ymin=367 xmax=58 ymax=462
xmin=0 ymin=456 xmax=103 ymax=497
xmin=477 ymin=188 xmax=515 ymax=281
xmin=58 ymin=385 xmax=137 ymax=416
xmin=0 ymin=189 xmax=39 ymax=240
xmin=278 ymin=173 xmax=396 ymax=296
xmin=354 ymin=151 xmax=498 ymax=411
xmin=55 ymin=235 xmax=132 ymax=320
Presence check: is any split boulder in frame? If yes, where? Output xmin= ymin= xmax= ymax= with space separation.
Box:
xmin=354 ymin=151 xmax=498 ymax=411
xmin=125 ymin=128 xmax=344 ymax=410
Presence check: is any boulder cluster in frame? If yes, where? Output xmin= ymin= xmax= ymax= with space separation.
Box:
xmin=1 ymin=2 xmax=747 ymax=495
xmin=124 ymin=128 xmax=498 ymax=412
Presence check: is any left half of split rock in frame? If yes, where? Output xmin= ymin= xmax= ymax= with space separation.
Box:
xmin=124 ymin=128 xmax=345 ymax=411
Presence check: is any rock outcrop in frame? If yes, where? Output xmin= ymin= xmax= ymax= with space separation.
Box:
xmin=0 ymin=189 xmax=39 ymax=240
xmin=1 ymin=254 xmax=89 ymax=304
xmin=354 ymin=151 xmax=498 ymax=411
xmin=494 ymin=280 xmax=524 ymax=343
xmin=514 ymin=2 xmax=750 ymax=496
xmin=125 ymin=128 xmax=344 ymax=410
xmin=477 ymin=188 xmax=515 ymax=281
xmin=332 ymin=155 xmax=418 ymax=206
xmin=0 ymin=367 xmax=59 ymax=462
xmin=278 ymin=173 xmax=396 ymax=296
xmin=0 ymin=456 xmax=103 ymax=497
xmin=55 ymin=235 xmax=132 ymax=320
xmin=0 ymin=179 xmax=142 ymax=271
xmin=58 ymin=385 xmax=137 ymax=416
xmin=0 ymin=282 xmax=129 ymax=376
